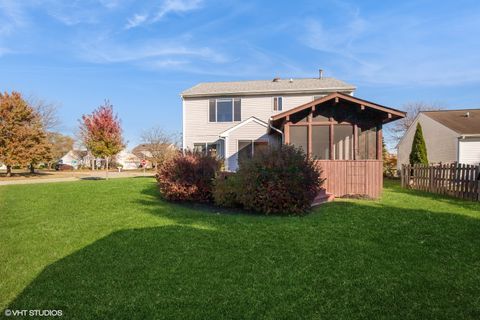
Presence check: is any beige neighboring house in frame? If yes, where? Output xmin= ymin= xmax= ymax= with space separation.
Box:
xmin=116 ymin=150 xmax=141 ymax=170
xmin=181 ymin=74 xmax=356 ymax=171
xmin=60 ymin=150 xmax=88 ymax=169
xmin=397 ymin=109 xmax=480 ymax=169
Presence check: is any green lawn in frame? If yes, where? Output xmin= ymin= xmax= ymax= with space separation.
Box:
xmin=1 ymin=178 xmax=479 ymax=319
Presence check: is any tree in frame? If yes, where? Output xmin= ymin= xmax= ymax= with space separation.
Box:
xmin=0 ymin=92 xmax=51 ymax=176
xmin=29 ymin=96 xmax=60 ymax=131
xmin=48 ymin=132 xmax=74 ymax=169
xmin=409 ymin=123 xmax=428 ymax=165
xmin=389 ymin=102 xmax=443 ymax=145
xmin=79 ymin=101 xmax=124 ymax=179
xmin=139 ymin=126 xmax=177 ymax=169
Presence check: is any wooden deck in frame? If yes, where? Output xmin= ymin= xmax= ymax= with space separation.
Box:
xmin=315 ymin=160 xmax=383 ymax=198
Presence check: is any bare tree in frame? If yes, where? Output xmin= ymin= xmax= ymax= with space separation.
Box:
xmin=139 ymin=127 xmax=178 ymax=169
xmin=29 ymin=96 xmax=60 ymax=131
xmin=388 ymin=102 xmax=444 ymax=146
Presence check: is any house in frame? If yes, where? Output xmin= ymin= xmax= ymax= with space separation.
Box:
xmin=60 ymin=150 xmax=88 ymax=169
xmin=132 ymin=143 xmax=177 ymax=169
xmin=181 ymin=73 xmax=406 ymax=198
xmin=397 ymin=109 xmax=480 ymax=169
xmin=116 ymin=150 xmax=141 ymax=170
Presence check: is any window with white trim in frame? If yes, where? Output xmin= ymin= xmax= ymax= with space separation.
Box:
xmin=273 ymin=96 xmax=283 ymax=111
xmin=209 ymin=98 xmax=241 ymax=122
xmin=238 ymin=140 xmax=269 ymax=163
xmin=193 ymin=142 xmax=219 ymax=157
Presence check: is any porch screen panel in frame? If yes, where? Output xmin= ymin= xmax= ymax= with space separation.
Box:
xmin=333 ymin=125 xmax=354 ymax=160
xmin=312 ymin=126 xmax=330 ymax=159
xmin=290 ymin=126 xmax=308 ymax=154
xmin=358 ymin=127 xmax=377 ymax=159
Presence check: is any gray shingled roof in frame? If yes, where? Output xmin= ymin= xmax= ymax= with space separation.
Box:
xmin=423 ymin=109 xmax=480 ymax=135
xmin=181 ymin=77 xmax=356 ymax=97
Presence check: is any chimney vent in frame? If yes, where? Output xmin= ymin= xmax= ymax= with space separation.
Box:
xmin=289 ymin=78 xmax=293 ymax=83
xmin=319 ymin=69 xmax=324 ymax=79
xmin=465 ymin=111 xmax=470 ymax=118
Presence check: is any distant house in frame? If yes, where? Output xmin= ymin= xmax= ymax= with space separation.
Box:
xmin=60 ymin=150 xmax=88 ymax=169
xmin=115 ymin=150 xmax=141 ymax=170
xmin=132 ymin=143 xmax=177 ymax=169
xmin=397 ymin=109 xmax=480 ymax=169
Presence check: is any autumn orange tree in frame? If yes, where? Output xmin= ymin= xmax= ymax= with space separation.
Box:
xmin=79 ymin=101 xmax=124 ymax=179
xmin=0 ymin=91 xmax=51 ymax=176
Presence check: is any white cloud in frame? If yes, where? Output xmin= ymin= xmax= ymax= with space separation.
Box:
xmin=125 ymin=13 xmax=148 ymax=29
xmin=125 ymin=0 xmax=203 ymax=29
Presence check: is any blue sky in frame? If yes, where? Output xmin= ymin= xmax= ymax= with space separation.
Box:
xmin=1 ymin=0 xmax=479 ymax=148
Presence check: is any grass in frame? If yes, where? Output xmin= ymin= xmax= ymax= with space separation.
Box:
xmin=1 ymin=178 xmax=479 ymax=319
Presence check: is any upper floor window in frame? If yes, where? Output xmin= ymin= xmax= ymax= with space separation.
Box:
xmin=273 ymin=96 xmax=283 ymax=111
xmin=209 ymin=98 xmax=241 ymax=122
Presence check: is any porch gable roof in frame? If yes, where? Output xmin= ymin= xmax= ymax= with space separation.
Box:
xmin=270 ymin=92 xmax=406 ymax=124
xmin=219 ymin=116 xmax=269 ymax=137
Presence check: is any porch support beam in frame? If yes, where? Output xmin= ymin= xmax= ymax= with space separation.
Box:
xmin=329 ymin=123 xmax=334 ymax=160
xmin=376 ymin=124 xmax=383 ymax=160
xmin=284 ymin=122 xmax=290 ymax=144
xmin=353 ymin=124 xmax=358 ymax=160
xmin=308 ymin=112 xmax=312 ymax=157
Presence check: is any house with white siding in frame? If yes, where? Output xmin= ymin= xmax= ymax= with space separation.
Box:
xmin=397 ymin=109 xmax=480 ymax=169
xmin=181 ymin=74 xmax=358 ymax=171
xmin=181 ymin=72 xmax=406 ymax=198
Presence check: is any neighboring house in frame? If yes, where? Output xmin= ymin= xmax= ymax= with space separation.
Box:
xmin=132 ymin=143 xmax=177 ymax=168
xmin=181 ymin=73 xmax=405 ymax=197
xmin=397 ymin=109 xmax=480 ymax=169
xmin=116 ymin=150 xmax=141 ymax=170
xmin=60 ymin=150 xmax=87 ymax=169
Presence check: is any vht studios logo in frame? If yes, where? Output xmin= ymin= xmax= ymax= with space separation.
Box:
xmin=4 ymin=309 xmax=63 ymax=317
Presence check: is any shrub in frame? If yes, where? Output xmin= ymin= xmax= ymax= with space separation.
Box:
xmin=213 ymin=172 xmax=241 ymax=208
xmin=156 ymin=151 xmax=220 ymax=202
xmin=235 ymin=145 xmax=323 ymax=215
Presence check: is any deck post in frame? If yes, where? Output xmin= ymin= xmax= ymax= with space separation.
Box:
xmin=284 ymin=122 xmax=290 ymax=144
xmin=329 ymin=123 xmax=334 ymax=160
xmin=376 ymin=124 xmax=382 ymax=160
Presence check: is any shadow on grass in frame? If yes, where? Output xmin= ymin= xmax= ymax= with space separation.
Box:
xmin=4 ymin=180 xmax=480 ymax=319
xmin=6 ymin=192 xmax=480 ymax=319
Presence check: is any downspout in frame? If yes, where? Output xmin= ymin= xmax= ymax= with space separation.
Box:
xmin=268 ymin=118 xmax=284 ymax=145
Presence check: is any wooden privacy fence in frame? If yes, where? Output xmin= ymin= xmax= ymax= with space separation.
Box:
xmin=401 ymin=163 xmax=480 ymax=201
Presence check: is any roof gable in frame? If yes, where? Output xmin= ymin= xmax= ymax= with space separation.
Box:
xmin=270 ymin=92 xmax=405 ymax=124
xmin=219 ymin=117 xmax=269 ymax=136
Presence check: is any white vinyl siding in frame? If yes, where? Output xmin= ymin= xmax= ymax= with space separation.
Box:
xmin=183 ymin=94 xmax=316 ymax=150
xmin=458 ymin=138 xmax=480 ymax=165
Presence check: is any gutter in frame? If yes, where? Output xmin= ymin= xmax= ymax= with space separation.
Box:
xmin=268 ymin=119 xmax=284 ymax=144
xmin=459 ymin=134 xmax=480 ymax=139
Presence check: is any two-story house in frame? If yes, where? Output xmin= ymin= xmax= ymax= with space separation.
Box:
xmin=181 ymin=73 xmax=405 ymax=198
xmin=182 ymin=75 xmax=356 ymax=170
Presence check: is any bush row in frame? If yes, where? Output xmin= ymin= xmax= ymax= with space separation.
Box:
xmin=156 ymin=145 xmax=323 ymax=215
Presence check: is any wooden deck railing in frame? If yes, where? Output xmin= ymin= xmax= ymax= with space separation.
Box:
xmin=315 ymin=160 xmax=383 ymax=198
xmin=401 ymin=163 xmax=480 ymax=201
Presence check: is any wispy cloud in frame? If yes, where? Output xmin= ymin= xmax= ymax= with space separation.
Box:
xmin=301 ymin=1 xmax=480 ymax=86
xmin=125 ymin=0 xmax=203 ymax=29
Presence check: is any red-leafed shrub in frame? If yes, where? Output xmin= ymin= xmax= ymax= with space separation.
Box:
xmin=156 ymin=151 xmax=220 ymax=202
xmin=235 ymin=145 xmax=323 ymax=215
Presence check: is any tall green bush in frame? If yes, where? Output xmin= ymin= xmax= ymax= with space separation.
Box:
xmin=409 ymin=123 xmax=429 ymax=165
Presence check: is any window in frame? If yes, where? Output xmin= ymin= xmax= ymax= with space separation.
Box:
xmin=209 ymin=98 xmax=241 ymax=122
xmin=238 ymin=140 xmax=269 ymax=163
xmin=312 ymin=126 xmax=330 ymax=159
xmin=193 ymin=143 xmax=206 ymax=154
xmin=358 ymin=127 xmax=377 ymax=159
xmin=290 ymin=126 xmax=308 ymax=154
xmin=333 ymin=125 xmax=353 ymax=160
xmin=193 ymin=143 xmax=218 ymax=157
xmin=273 ymin=96 xmax=283 ymax=111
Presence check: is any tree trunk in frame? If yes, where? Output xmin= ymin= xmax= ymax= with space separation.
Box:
xmin=105 ymin=157 xmax=109 ymax=180
xmin=6 ymin=165 xmax=12 ymax=177
xmin=30 ymin=163 xmax=35 ymax=174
